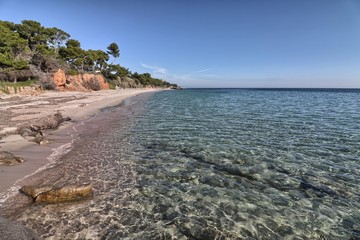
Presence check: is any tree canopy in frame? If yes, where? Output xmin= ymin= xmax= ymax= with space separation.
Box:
xmin=107 ymin=43 xmax=120 ymax=60
xmin=0 ymin=19 xmax=178 ymax=88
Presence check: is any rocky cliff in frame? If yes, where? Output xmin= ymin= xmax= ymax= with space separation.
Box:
xmin=0 ymin=68 xmax=178 ymax=95
xmin=52 ymin=69 xmax=109 ymax=91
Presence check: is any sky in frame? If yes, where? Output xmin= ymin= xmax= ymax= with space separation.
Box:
xmin=1 ymin=0 xmax=359 ymax=88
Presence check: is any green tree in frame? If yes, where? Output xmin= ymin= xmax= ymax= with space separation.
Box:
xmin=0 ymin=19 xmax=179 ymax=88
xmin=0 ymin=21 xmax=28 ymax=72
xmin=0 ymin=24 xmax=27 ymax=59
xmin=66 ymin=39 xmax=81 ymax=48
xmin=91 ymin=50 xmax=109 ymax=71
xmin=15 ymin=20 xmax=47 ymax=51
xmin=59 ymin=39 xmax=85 ymax=69
xmin=106 ymin=42 xmax=120 ymax=63
xmin=83 ymin=50 xmax=96 ymax=71
xmin=0 ymin=52 xmax=14 ymax=68
xmin=84 ymin=50 xmax=109 ymax=72
xmin=102 ymin=64 xmax=130 ymax=79
xmin=45 ymin=27 xmax=70 ymax=53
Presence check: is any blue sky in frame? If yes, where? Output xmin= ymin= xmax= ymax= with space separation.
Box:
xmin=1 ymin=0 xmax=359 ymax=88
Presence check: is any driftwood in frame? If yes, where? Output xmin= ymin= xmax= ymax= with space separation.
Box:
xmin=20 ymin=184 xmax=92 ymax=204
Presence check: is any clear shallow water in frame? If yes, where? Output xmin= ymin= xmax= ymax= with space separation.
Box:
xmin=129 ymin=89 xmax=360 ymax=239
xmin=5 ymin=89 xmax=360 ymax=239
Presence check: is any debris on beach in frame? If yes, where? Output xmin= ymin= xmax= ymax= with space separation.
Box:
xmin=20 ymin=184 xmax=93 ymax=204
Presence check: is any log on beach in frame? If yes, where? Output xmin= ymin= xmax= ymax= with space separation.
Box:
xmin=20 ymin=184 xmax=93 ymax=204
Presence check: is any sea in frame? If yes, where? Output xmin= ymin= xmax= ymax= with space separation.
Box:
xmin=3 ymin=89 xmax=360 ymax=239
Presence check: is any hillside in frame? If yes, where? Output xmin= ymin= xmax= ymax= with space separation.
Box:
xmin=0 ymin=20 xmax=179 ymax=92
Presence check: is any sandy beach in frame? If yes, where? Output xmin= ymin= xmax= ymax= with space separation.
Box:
xmin=0 ymin=88 xmax=160 ymax=203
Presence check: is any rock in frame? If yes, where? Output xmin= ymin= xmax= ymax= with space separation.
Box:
xmin=81 ymin=73 xmax=109 ymax=91
xmin=17 ymin=112 xmax=68 ymax=142
xmin=17 ymin=112 xmax=71 ymax=144
xmin=20 ymin=184 xmax=93 ymax=203
xmin=18 ymin=112 xmax=65 ymax=132
xmin=20 ymin=185 xmax=54 ymax=198
xmin=29 ymin=133 xmax=47 ymax=145
xmin=0 ymin=127 xmax=18 ymax=139
xmin=52 ymin=69 xmax=66 ymax=87
xmin=0 ymin=216 xmax=41 ymax=240
xmin=52 ymin=69 xmax=110 ymax=91
xmin=175 ymin=217 xmax=218 ymax=239
xmin=0 ymin=151 xmax=24 ymax=166
xmin=220 ymin=202 xmax=239 ymax=216
xmin=18 ymin=128 xmax=40 ymax=138
xmin=300 ymin=177 xmax=339 ymax=197
xmin=214 ymin=165 xmax=258 ymax=181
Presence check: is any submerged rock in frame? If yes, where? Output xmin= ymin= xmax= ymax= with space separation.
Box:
xmin=0 ymin=151 xmax=24 ymax=166
xmin=300 ymin=177 xmax=340 ymax=198
xmin=20 ymin=184 xmax=93 ymax=203
xmin=0 ymin=216 xmax=41 ymax=240
xmin=175 ymin=217 xmax=219 ymax=239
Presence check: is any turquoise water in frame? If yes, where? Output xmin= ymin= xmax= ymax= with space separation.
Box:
xmin=7 ymin=89 xmax=360 ymax=239
xmin=128 ymin=89 xmax=360 ymax=239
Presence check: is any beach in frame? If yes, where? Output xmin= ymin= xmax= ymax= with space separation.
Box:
xmin=0 ymin=88 xmax=159 ymax=208
xmin=0 ymin=89 xmax=359 ymax=239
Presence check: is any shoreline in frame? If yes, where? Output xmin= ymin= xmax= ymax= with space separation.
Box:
xmin=0 ymin=88 xmax=161 ymax=206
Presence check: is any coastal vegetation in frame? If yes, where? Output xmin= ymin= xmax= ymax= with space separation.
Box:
xmin=0 ymin=20 xmax=178 ymax=90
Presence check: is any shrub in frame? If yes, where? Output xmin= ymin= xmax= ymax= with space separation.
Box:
xmin=83 ymin=77 xmax=101 ymax=91
xmin=66 ymin=69 xmax=79 ymax=76
xmin=107 ymin=80 xmax=117 ymax=89
xmin=40 ymin=80 xmax=57 ymax=90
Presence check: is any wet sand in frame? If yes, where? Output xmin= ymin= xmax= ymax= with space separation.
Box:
xmin=0 ymin=91 xmax=156 ymax=239
xmin=0 ymin=89 xmax=160 ymax=205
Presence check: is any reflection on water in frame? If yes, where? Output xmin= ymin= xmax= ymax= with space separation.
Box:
xmin=4 ymin=89 xmax=360 ymax=239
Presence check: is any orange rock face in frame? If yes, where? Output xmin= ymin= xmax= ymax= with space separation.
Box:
xmin=51 ymin=70 xmax=109 ymax=91
xmin=52 ymin=69 xmax=66 ymax=87
xmin=81 ymin=73 xmax=109 ymax=90
xmin=66 ymin=74 xmax=88 ymax=91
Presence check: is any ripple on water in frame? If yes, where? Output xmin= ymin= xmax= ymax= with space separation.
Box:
xmin=126 ymin=89 xmax=360 ymax=239
xmin=6 ymin=89 xmax=360 ymax=239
